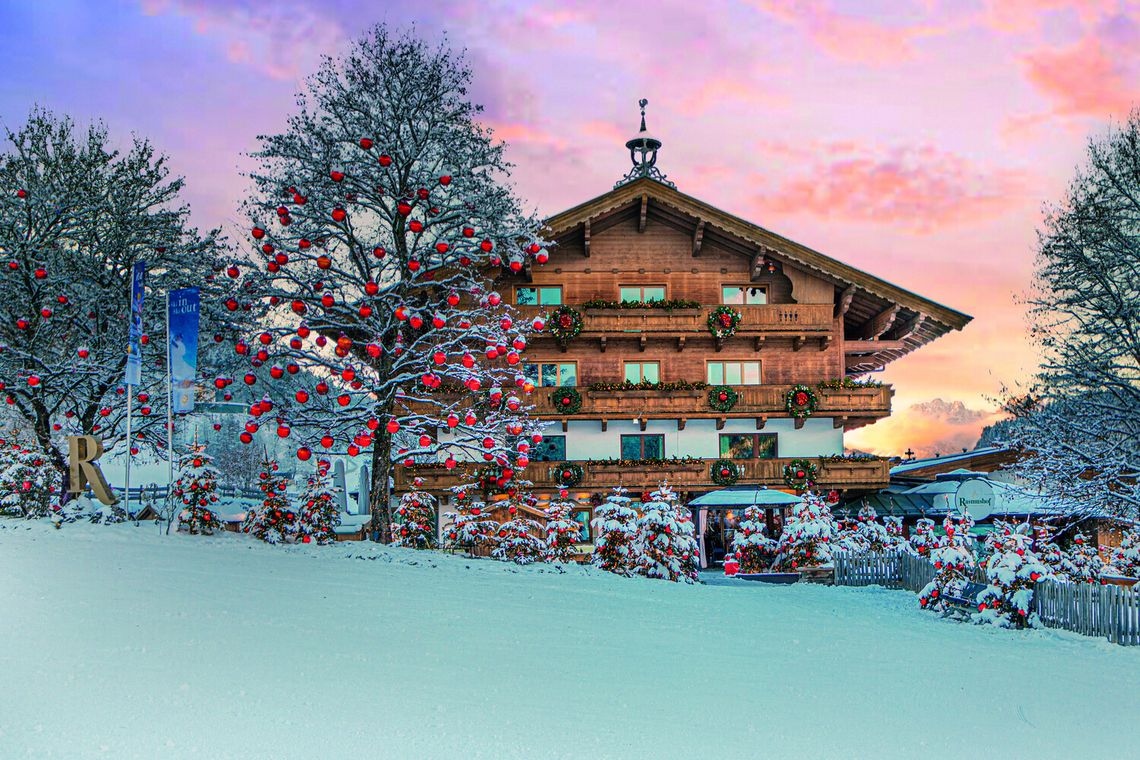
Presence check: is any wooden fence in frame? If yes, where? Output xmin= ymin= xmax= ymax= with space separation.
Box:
xmin=833 ymin=551 xmax=1139 ymax=646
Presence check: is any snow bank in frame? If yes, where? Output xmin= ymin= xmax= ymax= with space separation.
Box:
xmin=1 ymin=521 xmax=1137 ymax=759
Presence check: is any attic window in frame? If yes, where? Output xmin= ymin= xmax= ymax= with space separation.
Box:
xmin=722 ymin=285 xmax=767 ymax=305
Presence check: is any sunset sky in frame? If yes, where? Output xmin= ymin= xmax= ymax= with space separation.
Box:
xmin=2 ymin=0 xmax=1137 ymax=456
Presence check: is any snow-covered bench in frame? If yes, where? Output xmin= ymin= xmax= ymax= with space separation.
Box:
xmin=942 ymin=580 xmax=987 ymax=609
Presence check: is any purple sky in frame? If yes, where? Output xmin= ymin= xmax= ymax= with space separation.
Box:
xmin=4 ymin=0 xmax=1137 ymax=455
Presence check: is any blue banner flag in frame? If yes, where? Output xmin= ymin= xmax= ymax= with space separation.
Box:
xmin=125 ymin=261 xmax=146 ymax=386
xmin=168 ymin=287 xmax=200 ymax=414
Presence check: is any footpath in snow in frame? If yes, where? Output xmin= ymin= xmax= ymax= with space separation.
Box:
xmin=2 ymin=521 xmax=1138 ymax=759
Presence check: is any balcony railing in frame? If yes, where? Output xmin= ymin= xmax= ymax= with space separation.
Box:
xmin=396 ymin=456 xmax=890 ymax=494
xmin=516 ymin=304 xmax=834 ymax=338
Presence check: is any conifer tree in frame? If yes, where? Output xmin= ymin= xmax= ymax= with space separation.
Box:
xmin=974 ymin=521 xmax=1048 ymax=628
xmin=173 ymin=439 xmax=222 ymax=535
xmin=1032 ymin=524 xmax=1072 ymax=581
xmin=775 ymin=492 xmax=837 ymax=571
xmin=909 ymin=517 xmax=937 ymax=557
xmin=297 ymin=459 xmax=342 ymax=545
xmin=443 ymin=483 xmax=499 ymax=555
xmin=491 ymin=493 xmax=546 ymax=564
xmin=0 ymin=438 xmax=60 ymax=518
xmin=246 ymin=458 xmax=297 ymax=544
xmin=918 ymin=512 xmax=977 ymax=613
xmin=730 ymin=505 xmax=777 ymax=573
xmin=392 ymin=484 xmax=437 ymax=548
xmin=544 ymin=491 xmax=583 ymax=563
xmin=1107 ymin=529 xmax=1139 ymax=578
xmin=883 ymin=516 xmax=907 ymax=552
xmin=631 ymin=482 xmax=699 ymax=583
xmin=591 ymin=486 xmax=638 ymax=575
xmin=855 ymin=505 xmax=890 ymax=553
xmin=1066 ymin=531 xmax=1104 ymax=582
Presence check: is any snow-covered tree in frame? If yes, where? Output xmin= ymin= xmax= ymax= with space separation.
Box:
xmin=854 ymin=505 xmax=890 ymax=553
xmin=974 ymin=521 xmax=1048 ymax=629
xmin=220 ymin=26 xmax=547 ymax=542
xmin=443 ymin=483 xmax=499 ymax=554
xmin=833 ymin=516 xmax=867 ymax=555
xmin=1032 ymin=524 xmax=1072 ymax=581
xmin=591 ymin=486 xmax=638 ymax=575
xmin=1104 ymin=529 xmax=1139 ymax=578
xmin=245 ymin=458 xmax=298 ymax=544
xmin=491 ymin=494 xmax=546 ymax=565
xmin=1000 ymin=111 xmax=1140 ymax=522
xmin=392 ymin=485 xmax=436 ymax=549
xmin=0 ymin=109 xmax=238 ymax=477
xmin=1066 ymin=531 xmax=1103 ymax=583
xmin=544 ymin=492 xmax=582 ymax=563
xmin=918 ymin=513 xmax=977 ymax=613
xmin=173 ymin=441 xmax=222 ymax=535
xmin=883 ymin=516 xmax=907 ymax=553
xmin=0 ymin=438 xmax=60 ymax=518
xmin=775 ymin=492 xmax=837 ymax=571
xmin=730 ymin=505 xmax=777 ymax=573
xmin=632 ymin=482 xmax=699 ymax=583
xmin=908 ymin=517 xmax=938 ymax=557
xmin=297 ymin=459 xmax=342 ymax=545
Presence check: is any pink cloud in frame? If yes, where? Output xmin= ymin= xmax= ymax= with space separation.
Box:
xmin=750 ymin=142 xmax=1031 ymax=232
xmin=750 ymin=0 xmax=931 ymax=64
xmin=1021 ymin=33 xmax=1140 ymax=118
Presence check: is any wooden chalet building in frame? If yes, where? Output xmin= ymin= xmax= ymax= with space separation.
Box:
xmin=398 ymin=103 xmax=971 ymax=555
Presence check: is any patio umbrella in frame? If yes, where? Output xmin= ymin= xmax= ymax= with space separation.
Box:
xmin=687 ymin=487 xmax=803 ymax=508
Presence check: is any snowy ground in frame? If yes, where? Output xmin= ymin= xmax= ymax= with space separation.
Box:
xmin=2 ymin=521 xmax=1137 ymax=760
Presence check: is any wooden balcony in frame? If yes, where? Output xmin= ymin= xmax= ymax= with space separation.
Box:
xmin=517 ymin=304 xmax=834 ymax=350
xmin=396 ymin=457 xmax=890 ymax=495
xmin=529 ymin=384 xmax=892 ymax=431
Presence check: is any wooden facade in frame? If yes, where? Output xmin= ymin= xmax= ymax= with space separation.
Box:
xmin=407 ymin=169 xmax=971 ymax=527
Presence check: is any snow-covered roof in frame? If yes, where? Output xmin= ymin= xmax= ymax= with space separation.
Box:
xmin=890 ymin=447 xmax=1010 ymax=476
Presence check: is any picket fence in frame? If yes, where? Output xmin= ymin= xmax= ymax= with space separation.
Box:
xmin=832 ymin=551 xmax=1140 ymax=647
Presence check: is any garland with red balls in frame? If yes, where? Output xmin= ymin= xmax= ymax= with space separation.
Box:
xmin=547 ymin=306 xmax=583 ymax=346
xmin=550 ymin=387 xmax=582 ymax=414
xmin=785 ymin=384 xmax=819 ymax=419
xmin=707 ymin=385 xmax=738 ymax=412
xmin=782 ymin=459 xmax=818 ymax=491
xmin=554 ymin=462 xmax=584 ymax=487
xmin=707 ymin=306 xmax=742 ymax=339
xmin=710 ymin=458 xmax=741 ymax=486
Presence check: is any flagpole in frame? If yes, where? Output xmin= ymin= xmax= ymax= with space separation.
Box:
xmin=125 ymin=386 xmax=133 ymax=524
xmin=165 ymin=290 xmax=175 ymax=535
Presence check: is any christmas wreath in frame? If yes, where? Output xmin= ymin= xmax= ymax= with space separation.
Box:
xmin=547 ymin=306 xmax=583 ymax=345
xmin=707 ymin=305 xmax=742 ymax=339
xmin=707 ymin=385 xmax=738 ymax=412
xmin=550 ymin=387 xmax=582 ymax=414
xmin=783 ymin=459 xmax=818 ymax=491
xmin=785 ymin=384 xmax=819 ymax=419
xmin=554 ymin=462 xmax=584 ymax=487
xmin=710 ymin=458 xmax=741 ymax=486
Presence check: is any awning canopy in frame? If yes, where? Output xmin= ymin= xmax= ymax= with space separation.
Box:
xmin=688 ymin=487 xmax=803 ymax=508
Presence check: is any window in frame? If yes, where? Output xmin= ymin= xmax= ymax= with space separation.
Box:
xmin=722 ymin=285 xmax=767 ymax=305
xmin=533 ymin=435 xmax=567 ymax=462
xmin=621 ymin=434 xmax=664 ymax=460
xmin=572 ymin=509 xmax=592 ymax=542
xmin=719 ymin=433 xmax=778 ymax=459
xmin=516 ymin=286 xmax=562 ymax=306
xmin=619 ymin=285 xmax=666 ymax=303
xmin=623 ymin=361 xmax=660 ymax=384
xmin=522 ymin=362 xmax=577 ymax=387
xmin=706 ymin=361 xmax=761 ymax=385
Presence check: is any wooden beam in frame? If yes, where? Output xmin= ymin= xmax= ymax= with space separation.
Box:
xmin=859 ymin=304 xmax=900 ymax=340
xmin=582 ymin=219 xmax=591 ymax=258
xmin=819 ymin=335 xmax=832 ymax=352
xmin=754 ymin=336 xmax=766 ymax=352
xmin=677 ymin=418 xmax=686 ymax=431
xmin=793 ymin=336 xmax=805 ymax=352
xmin=638 ymin=194 xmax=648 ymax=233
xmin=714 ymin=336 xmax=724 ymax=353
xmin=844 ymin=339 xmax=905 ymax=354
xmin=639 ymin=335 xmax=647 ymax=352
xmin=639 ymin=417 xmax=648 ymax=432
xmin=716 ymin=417 xmax=726 ymax=431
xmin=561 ymin=419 xmax=568 ymax=433
xmin=794 ymin=418 xmax=805 ymax=430
xmin=889 ymin=312 xmax=924 ymax=341
xmin=600 ymin=418 xmax=607 ymax=432
xmin=834 ymin=285 xmax=855 ymax=318
xmin=756 ymin=416 xmax=768 ymax=430
xmin=833 ymin=416 xmax=849 ymax=429
xmin=677 ymin=336 xmax=686 ymax=352
xmin=599 ymin=336 xmax=606 ymax=353
xmin=692 ymin=219 xmax=706 ymax=256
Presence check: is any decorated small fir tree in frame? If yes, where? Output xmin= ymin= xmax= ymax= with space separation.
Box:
xmin=246 ymin=458 xmax=297 ymax=544
xmin=973 ymin=521 xmax=1048 ymax=629
xmin=297 ymin=459 xmax=342 ymax=545
xmin=631 ymin=482 xmax=699 ymax=583
xmin=443 ymin=485 xmax=500 ymax=554
xmin=1032 ymin=524 xmax=1072 ymax=581
xmin=775 ymin=492 xmax=837 ymax=571
xmin=854 ymin=505 xmax=891 ymax=553
xmin=491 ymin=494 xmax=547 ymax=565
xmin=173 ymin=438 xmax=223 ymax=535
xmin=544 ymin=491 xmax=583 ymax=563
xmin=908 ymin=517 xmax=938 ymax=557
xmin=1066 ymin=531 xmax=1104 ymax=583
xmin=392 ymin=479 xmax=437 ymax=549
xmin=0 ymin=440 xmax=60 ymax=518
xmin=918 ymin=512 xmax=977 ymax=613
xmin=1107 ymin=529 xmax=1140 ymax=578
xmin=730 ymin=505 xmax=777 ymax=573
xmin=833 ymin=516 xmax=867 ymax=555
xmin=883 ymin=516 xmax=907 ymax=552
xmin=591 ymin=486 xmax=638 ymax=575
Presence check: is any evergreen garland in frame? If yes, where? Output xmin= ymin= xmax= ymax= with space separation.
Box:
xmin=707 ymin=305 xmax=742 ymax=339
xmin=550 ymin=387 xmax=582 ymax=414
xmin=709 ymin=458 xmax=741 ymax=486
xmin=707 ymin=385 xmax=739 ymax=412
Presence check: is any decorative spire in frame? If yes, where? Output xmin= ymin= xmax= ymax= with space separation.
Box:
xmin=615 ymin=98 xmax=675 ymax=189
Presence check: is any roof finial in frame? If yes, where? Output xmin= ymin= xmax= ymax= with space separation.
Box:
xmin=615 ymin=98 xmax=675 ymax=189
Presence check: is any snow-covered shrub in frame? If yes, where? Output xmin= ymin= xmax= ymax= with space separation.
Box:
xmin=544 ymin=493 xmax=582 ymax=562
xmin=918 ymin=513 xmax=977 ymax=613
xmin=908 ymin=517 xmax=937 ymax=557
xmin=1066 ymin=531 xmax=1104 ymax=583
xmin=245 ymin=459 xmax=297 ymax=544
xmin=1107 ymin=530 xmax=1139 ymax=578
xmin=297 ymin=460 xmax=342 ymax=545
xmin=775 ymin=492 xmax=837 ymax=571
xmin=491 ymin=497 xmax=546 ymax=565
xmin=854 ymin=505 xmax=890 ymax=553
xmin=391 ymin=487 xmax=436 ymax=549
xmin=974 ymin=522 xmax=1047 ymax=629
xmin=632 ymin=482 xmax=699 ymax=583
xmin=591 ymin=486 xmax=638 ymax=575
xmin=730 ymin=505 xmax=777 ymax=573
xmin=0 ymin=442 xmax=60 ymax=518
xmin=173 ymin=444 xmax=223 ymax=535
xmin=443 ymin=485 xmax=499 ymax=554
